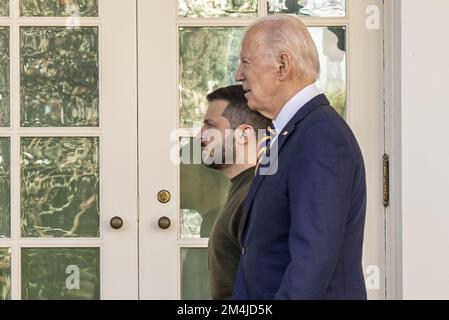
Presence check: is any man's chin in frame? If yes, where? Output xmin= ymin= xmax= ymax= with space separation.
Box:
xmin=203 ymin=162 xmax=231 ymax=171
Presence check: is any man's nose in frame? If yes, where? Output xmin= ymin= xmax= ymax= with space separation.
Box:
xmin=235 ymin=64 xmax=244 ymax=82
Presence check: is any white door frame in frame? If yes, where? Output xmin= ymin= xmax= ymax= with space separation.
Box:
xmin=384 ymin=0 xmax=403 ymax=300
xmin=346 ymin=0 xmax=385 ymax=300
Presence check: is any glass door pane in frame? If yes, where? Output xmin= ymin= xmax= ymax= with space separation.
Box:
xmin=179 ymin=26 xmax=347 ymax=127
xmin=20 ymin=137 xmax=99 ymax=238
xmin=20 ymin=0 xmax=98 ymax=17
xmin=268 ymin=0 xmax=345 ymax=17
xmin=21 ymin=247 xmax=100 ymax=300
xmin=178 ymin=0 xmax=257 ymax=18
xmin=0 ymin=0 xmax=8 ymax=16
xmin=180 ymin=248 xmax=210 ymax=299
xmin=0 ymin=138 xmax=10 ymax=238
xmin=179 ymin=138 xmax=229 ymax=240
xmin=0 ymin=26 xmax=9 ymax=126
xmin=0 ymin=248 xmax=11 ymax=300
xmin=20 ymin=26 xmax=99 ymax=127
xmin=179 ymin=27 xmax=244 ymax=128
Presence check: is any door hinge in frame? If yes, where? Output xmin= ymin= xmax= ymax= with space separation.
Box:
xmin=383 ymin=154 xmax=390 ymax=207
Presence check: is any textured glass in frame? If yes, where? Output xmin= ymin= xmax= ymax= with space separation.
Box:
xmin=0 ymin=27 xmax=9 ymax=126
xmin=20 ymin=27 xmax=99 ymax=127
xmin=0 ymin=248 xmax=11 ymax=300
xmin=0 ymin=138 xmax=10 ymax=238
xmin=179 ymin=27 xmax=244 ymax=128
xmin=21 ymin=137 xmax=100 ymax=238
xmin=181 ymin=248 xmax=210 ymax=299
xmin=21 ymin=248 xmax=100 ymax=300
xmin=179 ymin=0 xmax=257 ymax=18
xmin=0 ymin=0 xmax=8 ymax=16
xmin=179 ymin=26 xmax=346 ymax=126
xmin=20 ymin=0 xmax=98 ymax=17
xmin=312 ymin=27 xmax=346 ymax=117
xmin=268 ymin=0 xmax=345 ymax=17
xmin=179 ymin=138 xmax=229 ymax=239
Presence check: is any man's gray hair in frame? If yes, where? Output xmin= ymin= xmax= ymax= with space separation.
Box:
xmin=246 ymin=14 xmax=320 ymax=82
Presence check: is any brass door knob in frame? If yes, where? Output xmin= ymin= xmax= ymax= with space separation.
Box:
xmin=158 ymin=216 xmax=171 ymax=230
xmin=110 ymin=216 xmax=124 ymax=230
xmin=157 ymin=190 xmax=171 ymax=204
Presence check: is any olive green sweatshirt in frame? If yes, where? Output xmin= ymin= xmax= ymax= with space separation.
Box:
xmin=208 ymin=167 xmax=255 ymax=300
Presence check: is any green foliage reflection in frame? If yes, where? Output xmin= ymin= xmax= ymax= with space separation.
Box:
xmin=21 ymin=137 xmax=99 ymax=238
xmin=0 ymin=27 xmax=9 ymax=126
xmin=0 ymin=138 xmax=10 ymax=238
xmin=20 ymin=27 xmax=99 ymax=127
xmin=21 ymin=248 xmax=100 ymax=300
xmin=20 ymin=0 xmax=98 ymax=17
xmin=0 ymin=248 xmax=11 ymax=300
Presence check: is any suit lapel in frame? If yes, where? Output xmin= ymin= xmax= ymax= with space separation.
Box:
xmin=239 ymin=94 xmax=330 ymax=241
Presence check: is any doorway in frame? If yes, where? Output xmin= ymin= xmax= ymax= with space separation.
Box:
xmin=138 ymin=0 xmax=386 ymax=300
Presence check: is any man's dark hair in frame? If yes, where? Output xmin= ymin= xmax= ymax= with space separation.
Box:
xmin=207 ymin=85 xmax=271 ymax=130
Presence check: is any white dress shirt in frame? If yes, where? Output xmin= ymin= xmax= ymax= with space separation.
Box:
xmin=271 ymin=84 xmax=322 ymax=145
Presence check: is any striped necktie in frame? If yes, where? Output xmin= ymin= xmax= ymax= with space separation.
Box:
xmin=255 ymin=123 xmax=276 ymax=175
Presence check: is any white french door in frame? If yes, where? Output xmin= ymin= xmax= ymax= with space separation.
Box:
xmin=0 ymin=0 xmax=138 ymax=299
xmin=138 ymin=0 xmax=386 ymax=300
xmin=0 ymin=0 xmax=385 ymax=300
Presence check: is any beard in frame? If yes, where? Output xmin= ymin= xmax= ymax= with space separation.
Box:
xmin=201 ymin=139 xmax=235 ymax=171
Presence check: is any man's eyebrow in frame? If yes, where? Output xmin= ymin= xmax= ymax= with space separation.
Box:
xmin=203 ymin=119 xmax=214 ymax=125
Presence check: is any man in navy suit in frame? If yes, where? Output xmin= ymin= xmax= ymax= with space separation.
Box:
xmin=232 ymin=14 xmax=367 ymax=300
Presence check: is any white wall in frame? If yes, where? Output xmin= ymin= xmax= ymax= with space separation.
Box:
xmin=401 ymin=0 xmax=449 ymax=299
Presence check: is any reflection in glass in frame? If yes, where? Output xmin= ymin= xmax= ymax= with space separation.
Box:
xmin=179 ymin=27 xmax=244 ymax=128
xmin=179 ymin=26 xmax=346 ymax=125
xmin=0 ymin=0 xmax=8 ymax=16
xmin=268 ymin=0 xmax=345 ymax=17
xmin=0 ymin=27 xmax=9 ymax=126
xmin=20 ymin=0 xmax=98 ymax=17
xmin=21 ymin=248 xmax=100 ymax=300
xmin=0 ymin=248 xmax=11 ymax=300
xmin=0 ymin=138 xmax=10 ymax=238
xmin=181 ymin=248 xmax=210 ymax=299
xmin=312 ymin=27 xmax=346 ymax=118
xmin=179 ymin=138 xmax=229 ymax=239
xmin=20 ymin=27 xmax=99 ymax=127
xmin=179 ymin=0 xmax=257 ymax=18
xmin=21 ymin=137 xmax=100 ymax=238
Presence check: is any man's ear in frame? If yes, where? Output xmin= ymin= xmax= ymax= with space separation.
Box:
xmin=235 ymin=124 xmax=254 ymax=145
xmin=278 ymin=53 xmax=291 ymax=81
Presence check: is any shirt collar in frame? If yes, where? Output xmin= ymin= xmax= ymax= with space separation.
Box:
xmin=272 ymin=84 xmax=321 ymax=134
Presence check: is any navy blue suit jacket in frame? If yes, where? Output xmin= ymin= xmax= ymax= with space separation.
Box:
xmin=232 ymin=94 xmax=367 ymax=300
